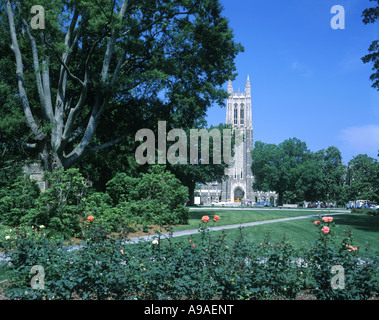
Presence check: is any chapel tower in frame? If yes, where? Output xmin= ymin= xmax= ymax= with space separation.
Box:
xmin=221 ymin=76 xmax=254 ymax=203
xmin=198 ymin=76 xmax=277 ymax=205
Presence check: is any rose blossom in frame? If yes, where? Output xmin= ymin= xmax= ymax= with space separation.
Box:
xmin=346 ymin=245 xmax=358 ymax=251
xmin=313 ymin=220 xmax=320 ymax=226
xmin=201 ymin=216 xmax=209 ymax=223
xmin=322 ymin=216 xmax=333 ymax=223
xmin=213 ymin=215 xmax=221 ymax=222
xmin=87 ymin=215 xmax=95 ymax=222
xmin=321 ymin=226 xmax=330 ymax=234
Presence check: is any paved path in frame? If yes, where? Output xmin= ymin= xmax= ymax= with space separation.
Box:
xmin=0 ymin=211 xmax=348 ymax=259
xmin=126 ymin=211 xmax=347 ymax=243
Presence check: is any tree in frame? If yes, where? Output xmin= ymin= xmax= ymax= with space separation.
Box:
xmin=251 ymin=138 xmax=311 ymax=204
xmin=166 ymin=123 xmax=236 ymax=205
xmin=323 ymin=146 xmax=345 ymax=202
xmin=344 ymin=154 xmax=379 ymax=203
xmin=250 ymin=141 xmax=284 ymax=203
xmin=2 ymin=0 xmax=242 ymax=173
xmin=361 ymin=0 xmax=379 ymax=90
xmin=251 ymin=139 xmax=347 ymax=204
xmin=291 ymin=156 xmax=325 ymax=203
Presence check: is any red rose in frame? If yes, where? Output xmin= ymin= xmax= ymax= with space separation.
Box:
xmin=87 ymin=215 xmax=95 ymax=222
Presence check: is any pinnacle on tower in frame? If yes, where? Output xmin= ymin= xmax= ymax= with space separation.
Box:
xmin=245 ymin=75 xmax=251 ymax=97
xmin=227 ymin=79 xmax=233 ymax=95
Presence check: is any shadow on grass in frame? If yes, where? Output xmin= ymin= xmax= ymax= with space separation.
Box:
xmin=333 ymin=214 xmax=379 ymax=234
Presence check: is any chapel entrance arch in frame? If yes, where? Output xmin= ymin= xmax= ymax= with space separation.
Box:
xmin=234 ymin=187 xmax=244 ymax=203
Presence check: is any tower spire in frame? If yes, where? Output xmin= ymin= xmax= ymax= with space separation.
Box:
xmin=245 ymin=75 xmax=251 ymax=97
xmin=227 ymin=79 xmax=233 ymax=95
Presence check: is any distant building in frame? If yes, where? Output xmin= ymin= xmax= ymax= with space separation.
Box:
xmin=198 ymin=76 xmax=277 ymax=205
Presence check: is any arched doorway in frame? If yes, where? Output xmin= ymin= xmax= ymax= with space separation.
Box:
xmin=234 ymin=187 xmax=244 ymax=203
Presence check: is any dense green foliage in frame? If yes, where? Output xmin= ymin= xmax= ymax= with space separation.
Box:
xmin=0 ymin=174 xmax=40 ymax=227
xmin=21 ymin=169 xmax=89 ymax=237
xmin=1 ymin=215 xmax=377 ymax=300
xmin=168 ymin=123 xmax=236 ymax=205
xmin=0 ymin=166 xmax=189 ymax=237
xmin=105 ymin=165 xmax=189 ymax=226
xmin=345 ymin=154 xmax=379 ymax=203
xmin=0 ymin=0 xmax=242 ymax=173
xmin=251 ymin=138 xmax=378 ymax=205
xmin=361 ymin=0 xmax=379 ymax=90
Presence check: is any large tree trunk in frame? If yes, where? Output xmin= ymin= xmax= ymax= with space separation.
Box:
xmin=6 ymin=1 xmax=130 ymax=175
xmin=38 ymin=141 xmax=65 ymax=172
xmin=187 ymin=182 xmax=196 ymax=206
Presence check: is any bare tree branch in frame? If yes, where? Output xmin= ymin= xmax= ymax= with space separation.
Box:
xmin=43 ymin=34 xmax=85 ymax=87
xmin=89 ymin=134 xmax=128 ymax=152
xmin=21 ymin=19 xmax=53 ymax=122
xmin=6 ymin=1 xmax=44 ymax=141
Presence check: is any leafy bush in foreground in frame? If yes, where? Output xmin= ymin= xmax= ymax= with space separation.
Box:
xmin=1 ymin=215 xmax=377 ymax=300
xmin=0 ymin=166 xmax=189 ymax=237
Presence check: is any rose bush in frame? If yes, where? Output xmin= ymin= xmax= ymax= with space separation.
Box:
xmin=308 ymin=214 xmax=378 ymax=299
xmin=1 ymin=214 xmax=377 ymax=300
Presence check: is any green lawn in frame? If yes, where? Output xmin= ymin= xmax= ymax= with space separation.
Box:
xmin=173 ymin=208 xmax=338 ymax=231
xmin=171 ymin=209 xmax=379 ymax=256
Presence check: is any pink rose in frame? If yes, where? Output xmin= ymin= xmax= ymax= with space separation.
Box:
xmin=313 ymin=220 xmax=320 ymax=226
xmin=322 ymin=216 xmax=333 ymax=223
xmin=321 ymin=226 xmax=330 ymax=234
xmin=201 ymin=216 xmax=209 ymax=223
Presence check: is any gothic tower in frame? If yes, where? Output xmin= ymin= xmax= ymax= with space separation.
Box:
xmin=198 ymin=75 xmax=277 ymax=206
xmin=221 ymin=76 xmax=254 ymax=203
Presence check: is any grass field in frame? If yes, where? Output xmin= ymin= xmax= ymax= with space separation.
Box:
xmin=171 ymin=209 xmax=379 ymax=256
xmin=173 ymin=208 xmax=324 ymax=231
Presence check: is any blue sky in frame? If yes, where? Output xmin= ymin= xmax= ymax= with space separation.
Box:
xmin=206 ymin=0 xmax=379 ymax=164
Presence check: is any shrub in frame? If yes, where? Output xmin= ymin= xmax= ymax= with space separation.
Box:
xmin=106 ymin=166 xmax=189 ymax=226
xmin=307 ymin=215 xmax=378 ymax=300
xmin=0 ymin=175 xmax=40 ymax=226
xmin=82 ymin=192 xmax=137 ymax=233
xmin=351 ymin=208 xmax=379 ymax=216
xmin=21 ymin=168 xmax=89 ymax=237
xmin=1 ymin=214 xmax=377 ymax=300
xmin=105 ymin=173 xmax=139 ymax=204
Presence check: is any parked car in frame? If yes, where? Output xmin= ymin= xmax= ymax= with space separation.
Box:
xmin=253 ymin=201 xmax=274 ymax=207
xmin=346 ymin=201 xmax=355 ymax=209
xmin=346 ymin=200 xmax=372 ymax=209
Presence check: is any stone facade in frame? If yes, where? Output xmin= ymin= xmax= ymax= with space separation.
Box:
xmin=23 ymin=162 xmax=46 ymax=192
xmin=198 ymin=76 xmax=277 ymax=205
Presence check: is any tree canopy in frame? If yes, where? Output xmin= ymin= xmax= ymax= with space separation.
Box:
xmin=345 ymin=154 xmax=379 ymax=203
xmin=251 ymin=139 xmax=347 ymax=205
xmin=361 ymin=0 xmax=379 ymax=90
xmin=1 ymin=0 xmax=243 ymax=174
